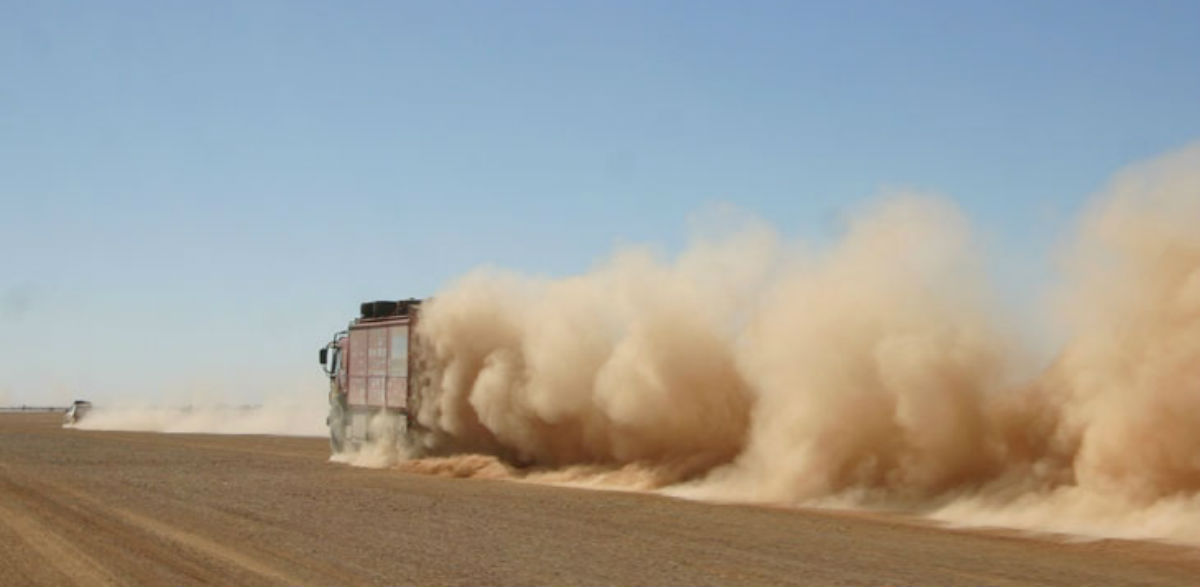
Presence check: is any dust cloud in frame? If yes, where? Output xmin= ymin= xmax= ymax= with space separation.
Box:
xmin=71 ymin=394 xmax=328 ymax=437
xmin=386 ymin=143 xmax=1200 ymax=545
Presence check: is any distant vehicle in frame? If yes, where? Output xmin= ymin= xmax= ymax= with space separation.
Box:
xmin=319 ymin=300 xmax=422 ymax=453
xmin=63 ymin=400 xmax=93 ymax=425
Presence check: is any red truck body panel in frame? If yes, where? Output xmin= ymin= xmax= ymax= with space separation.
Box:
xmin=340 ymin=314 xmax=416 ymax=414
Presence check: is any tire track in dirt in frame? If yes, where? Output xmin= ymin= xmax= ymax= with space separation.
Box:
xmin=0 ymin=461 xmax=308 ymax=586
xmin=0 ymin=481 xmax=120 ymax=587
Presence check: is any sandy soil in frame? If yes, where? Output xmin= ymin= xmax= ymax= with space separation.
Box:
xmin=2 ymin=413 xmax=1199 ymax=586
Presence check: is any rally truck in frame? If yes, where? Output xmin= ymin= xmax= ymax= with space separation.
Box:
xmin=63 ymin=400 xmax=93 ymax=425
xmin=319 ymin=299 xmax=423 ymax=453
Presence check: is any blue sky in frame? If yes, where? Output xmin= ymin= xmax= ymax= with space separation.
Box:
xmin=3 ymin=1 xmax=1199 ymax=404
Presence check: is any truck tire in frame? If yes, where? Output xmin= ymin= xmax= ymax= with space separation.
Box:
xmin=328 ymin=400 xmax=347 ymax=454
xmin=360 ymin=300 xmax=398 ymax=319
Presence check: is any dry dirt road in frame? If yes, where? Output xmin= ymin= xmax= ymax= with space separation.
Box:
xmin=2 ymin=413 xmax=1199 ymax=586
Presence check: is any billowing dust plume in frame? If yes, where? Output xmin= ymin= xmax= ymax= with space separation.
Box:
xmin=373 ymin=143 xmax=1200 ymax=544
xmin=927 ymin=143 xmax=1200 ymax=543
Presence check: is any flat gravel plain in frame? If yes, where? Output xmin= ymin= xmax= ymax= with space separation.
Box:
xmin=2 ymin=413 xmax=1199 ymax=586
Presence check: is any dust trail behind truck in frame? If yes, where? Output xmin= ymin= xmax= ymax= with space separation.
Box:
xmin=319 ymin=299 xmax=426 ymax=453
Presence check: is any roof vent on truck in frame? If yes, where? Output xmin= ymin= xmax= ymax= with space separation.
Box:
xmin=360 ymin=298 xmax=421 ymax=319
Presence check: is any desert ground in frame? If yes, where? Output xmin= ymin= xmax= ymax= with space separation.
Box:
xmin=2 ymin=412 xmax=1199 ymax=586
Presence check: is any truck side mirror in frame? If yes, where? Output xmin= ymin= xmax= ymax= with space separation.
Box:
xmin=319 ymin=348 xmax=328 ymax=365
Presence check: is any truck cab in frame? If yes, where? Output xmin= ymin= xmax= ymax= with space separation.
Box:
xmin=319 ymin=299 xmax=421 ymax=453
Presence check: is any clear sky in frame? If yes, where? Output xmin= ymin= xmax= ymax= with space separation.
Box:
xmin=3 ymin=1 xmax=1199 ymax=405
